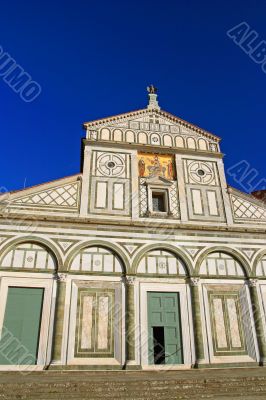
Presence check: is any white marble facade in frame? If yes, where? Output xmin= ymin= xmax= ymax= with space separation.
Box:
xmin=0 ymin=89 xmax=266 ymax=370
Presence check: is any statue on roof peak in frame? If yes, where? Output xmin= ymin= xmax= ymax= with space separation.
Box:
xmin=147 ymin=84 xmax=158 ymax=94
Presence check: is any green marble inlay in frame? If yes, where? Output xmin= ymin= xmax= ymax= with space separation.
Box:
xmin=75 ymin=288 xmax=114 ymax=358
xmin=208 ymin=291 xmax=247 ymax=356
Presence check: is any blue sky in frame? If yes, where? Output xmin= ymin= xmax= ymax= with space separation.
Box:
xmin=0 ymin=0 xmax=265 ymax=193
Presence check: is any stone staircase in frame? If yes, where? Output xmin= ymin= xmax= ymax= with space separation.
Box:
xmin=1 ymin=368 xmax=266 ymax=399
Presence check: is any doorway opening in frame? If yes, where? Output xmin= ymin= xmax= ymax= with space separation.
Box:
xmin=153 ymin=326 xmax=165 ymax=364
xmin=147 ymin=292 xmax=183 ymax=365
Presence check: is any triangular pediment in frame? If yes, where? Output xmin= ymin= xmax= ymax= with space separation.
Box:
xmin=84 ymin=108 xmax=220 ymax=143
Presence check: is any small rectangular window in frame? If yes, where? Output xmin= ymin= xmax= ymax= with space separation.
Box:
xmin=152 ymin=192 xmax=166 ymax=212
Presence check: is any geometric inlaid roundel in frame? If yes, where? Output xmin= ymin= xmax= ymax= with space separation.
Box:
xmin=97 ymin=153 xmax=125 ymax=177
xmin=188 ymin=161 xmax=215 ymax=185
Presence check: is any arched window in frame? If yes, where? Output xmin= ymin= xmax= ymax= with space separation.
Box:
xmin=0 ymin=242 xmax=56 ymax=270
xmin=187 ymin=137 xmax=196 ymax=149
xmin=137 ymin=249 xmax=187 ymax=275
xmin=138 ymin=132 xmax=148 ymax=144
xmin=175 ymin=136 xmax=184 ymax=148
xmin=256 ymin=255 xmax=266 ymax=277
xmin=163 ymin=135 xmax=173 ymax=147
xmin=69 ymin=246 xmax=123 ymax=273
xmin=198 ymin=138 xmax=208 ymax=150
xmin=199 ymin=252 xmax=245 ymax=277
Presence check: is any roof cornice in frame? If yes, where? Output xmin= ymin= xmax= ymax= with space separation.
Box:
xmin=82 ymin=138 xmax=224 ymax=158
xmin=0 ymin=212 xmax=265 ymax=234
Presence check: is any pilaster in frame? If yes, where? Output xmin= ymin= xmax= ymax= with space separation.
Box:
xmin=80 ymin=146 xmax=92 ymax=216
xmin=217 ymin=158 xmax=234 ymax=225
xmin=175 ymin=154 xmax=188 ymax=223
xmin=189 ymin=277 xmax=205 ymax=366
xmin=125 ymin=276 xmax=140 ymax=369
xmin=131 ymin=150 xmax=139 ymax=220
xmin=51 ymin=273 xmax=67 ymax=364
xmin=248 ymin=279 xmax=266 ymax=365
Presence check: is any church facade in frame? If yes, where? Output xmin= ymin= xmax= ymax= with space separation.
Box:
xmin=0 ymin=88 xmax=266 ymax=371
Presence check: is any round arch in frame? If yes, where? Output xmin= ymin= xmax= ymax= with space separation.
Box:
xmin=0 ymin=236 xmax=62 ymax=271
xmin=195 ymin=246 xmax=251 ymax=277
xmin=131 ymin=243 xmax=193 ymax=276
xmin=252 ymin=249 xmax=266 ymax=277
xmin=65 ymin=240 xmax=130 ymax=274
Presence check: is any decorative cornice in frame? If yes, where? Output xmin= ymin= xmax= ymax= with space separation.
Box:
xmin=83 ymin=139 xmax=223 ymax=158
xmin=0 ymin=212 xmax=266 ymax=233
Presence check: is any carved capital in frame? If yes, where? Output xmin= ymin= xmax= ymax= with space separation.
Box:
xmin=54 ymin=272 xmax=68 ymax=282
xmin=248 ymin=279 xmax=258 ymax=288
xmin=190 ymin=277 xmax=200 ymax=286
xmin=125 ymin=276 xmax=136 ymax=285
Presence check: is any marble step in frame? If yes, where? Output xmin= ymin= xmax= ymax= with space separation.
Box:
xmin=1 ymin=369 xmax=266 ymax=399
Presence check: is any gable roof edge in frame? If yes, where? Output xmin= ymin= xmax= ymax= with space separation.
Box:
xmin=228 ymin=185 xmax=266 ymax=209
xmin=0 ymin=173 xmax=82 ymax=199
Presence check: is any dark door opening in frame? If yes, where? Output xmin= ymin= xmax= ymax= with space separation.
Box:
xmin=153 ymin=327 xmax=165 ymax=364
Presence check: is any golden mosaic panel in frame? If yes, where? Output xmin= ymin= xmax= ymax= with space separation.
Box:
xmin=138 ymin=153 xmax=176 ymax=180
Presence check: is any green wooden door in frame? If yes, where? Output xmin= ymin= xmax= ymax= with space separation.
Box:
xmin=147 ymin=292 xmax=183 ymax=365
xmin=0 ymin=287 xmax=44 ymax=365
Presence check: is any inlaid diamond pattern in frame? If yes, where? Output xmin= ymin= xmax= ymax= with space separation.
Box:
xmin=169 ymin=182 xmax=180 ymax=218
xmin=139 ymin=178 xmax=148 ymax=216
xmin=231 ymin=195 xmax=266 ymax=221
xmin=14 ymin=182 xmax=79 ymax=208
